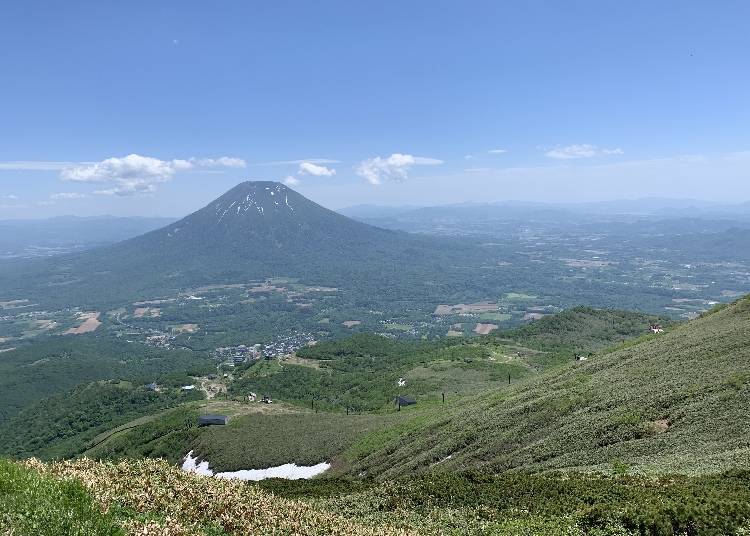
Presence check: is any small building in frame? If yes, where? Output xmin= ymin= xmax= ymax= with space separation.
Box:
xmin=181 ymin=384 xmax=196 ymax=392
xmin=198 ymin=415 xmax=229 ymax=426
xmin=574 ymin=354 xmax=588 ymax=362
xmin=144 ymin=382 xmax=159 ymax=391
xmin=261 ymin=395 xmax=273 ymax=404
xmin=395 ymin=396 xmax=416 ymax=408
xmin=650 ymin=324 xmax=664 ymax=333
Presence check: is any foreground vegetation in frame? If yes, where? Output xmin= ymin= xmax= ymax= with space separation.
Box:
xmin=4 ymin=457 xmax=750 ymax=535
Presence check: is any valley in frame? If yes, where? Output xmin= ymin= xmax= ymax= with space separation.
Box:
xmin=4 ymin=5 xmax=750 ymax=533
xmin=1 ymin=183 xmax=749 ymax=535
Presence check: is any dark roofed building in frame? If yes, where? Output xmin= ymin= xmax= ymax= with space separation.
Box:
xmin=198 ymin=414 xmax=230 ymax=426
xmin=395 ymin=396 xmax=416 ymax=407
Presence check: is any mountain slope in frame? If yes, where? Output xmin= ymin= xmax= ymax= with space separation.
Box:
xmin=0 ymin=181 xmax=477 ymax=307
xmin=353 ymin=298 xmax=750 ymax=478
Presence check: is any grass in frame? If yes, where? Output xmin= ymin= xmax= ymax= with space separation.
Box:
xmin=0 ymin=458 xmax=123 ymax=535
xmin=192 ymin=411 xmax=396 ymax=472
xmin=350 ymin=297 xmax=750 ymax=478
xmin=8 ymin=457 xmax=750 ymax=535
xmin=504 ymin=292 xmax=537 ymax=300
xmin=14 ymin=457 xmax=397 ymax=535
xmin=478 ymin=312 xmax=512 ymax=322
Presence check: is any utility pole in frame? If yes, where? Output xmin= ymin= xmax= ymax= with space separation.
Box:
xmin=508 ymin=372 xmax=511 ymax=385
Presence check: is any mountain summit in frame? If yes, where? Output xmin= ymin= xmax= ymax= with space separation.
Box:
xmin=122 ymin=181 xmax=409 ymax=276
xmin=1 ymin=181 xmax=441 ymax=306
xmin=148 ymin=181 xmax=395 ymax=249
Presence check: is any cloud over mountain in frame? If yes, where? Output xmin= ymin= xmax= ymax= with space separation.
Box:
xmin=298 ymin=162 xmax=336 ymax=177
xmin=60 ymin=154 xmax=246 ymax=196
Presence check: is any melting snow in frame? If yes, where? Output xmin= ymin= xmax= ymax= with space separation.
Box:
xmin=214 ymin=184 xmax=293 ymax=222
xmin=182 ymin=451 xmax=330 ymax=481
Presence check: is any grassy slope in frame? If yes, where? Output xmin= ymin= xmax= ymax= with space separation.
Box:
xmin=6 ymin=457 xmax=750 ymax=535
xmin=82 ymin=308 xmax=677 ymax=473
xmin=0 ymin=459 xmax=123 ymax=536
xmin=351 ymin=298 xmax=750 ymax=478
xmin=501 ymin=306 xmax=673 ymax=353
xmin=8 ymin=458 xmax=400 ymax=536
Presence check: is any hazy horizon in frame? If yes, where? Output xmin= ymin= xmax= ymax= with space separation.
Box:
xmin=1 ymin=188 xmax=749 ymax=222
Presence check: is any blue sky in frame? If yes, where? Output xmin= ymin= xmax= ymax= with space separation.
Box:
xmin=1 ymin=1 xmax=749 ymax=218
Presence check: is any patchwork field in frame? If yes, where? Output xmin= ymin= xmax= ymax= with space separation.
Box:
xmin=64 ymin=312 xmax=101 ymax=335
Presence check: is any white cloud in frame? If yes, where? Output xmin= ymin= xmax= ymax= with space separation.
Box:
xmin=545 ymin=144 xmax=623 ymax=159
xmin=61 ymin=154 xmax=246 ymax=196
xmin=283 ymin=176 xmax=301 ymax=186
xmin=190 ymin=157 xmax=246 ymax=168
xmin=298 ymin=162 xmax=336 ymax=177
xmin=464 ymin=154 xmax=474 ymax=160
xmin=0 ymin=194 xmax=19 ymax=200
xmin=0 ymin=161 xmax=77 ymax=171
xmin=488 ymin=148 xmax=507 ymax=154
xmin=355 ymin=153 xmax=444 ymax=185
xmin=257 ymin=158 xmax=340 ymax=166
xmin=51 ymin=192 xmax=87 ymax=200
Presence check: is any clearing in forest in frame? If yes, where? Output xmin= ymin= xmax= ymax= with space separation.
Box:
xmin=434 ymin=302 xmax=499 ymax=315
xmin=65 ymin=312 xmax=101 ymax=335
xmin=172 ymin=324 xmax=199 ymax=334
xmin=473 ymin=323 xmax=498 ymax=335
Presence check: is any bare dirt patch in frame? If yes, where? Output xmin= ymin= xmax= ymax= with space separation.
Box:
xmin=134 ymin=307 xmax=161 ymax=318
xmin=473 ymin=323 xmax=498 ymax=335
xmin=196 ymin=399 xmax=304 ymax=417
xmin=342 ymin=320 xmax=362 ymax=328
xmin=172 ymin=323 xmax=199 ymax=334
xmin=33 ymin=320 xmax=58 ymax=331
xmin=447 ymin=330 xmax=463 ymax=337
xmin=0 ymin=299 xmax=31 ymax=309
xmin=434 ymin=302 xmax=499 ymax=315
xmin=284 ymin=355 xmax=322 ymax=369
xmin=133 ymin=299 xmax=176 ymax=306
xmin=65 ymin=312 xmax=102 ymax=335
xmin=648 ymin=419 xmax=670 ymax=434
xmin=247 ymin=284 xmax=286 ymax=294
xmin=523 ymin=312 xmax=548 ymax=321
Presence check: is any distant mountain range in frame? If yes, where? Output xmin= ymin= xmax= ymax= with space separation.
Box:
xmin=340 ymin=197 xmax=750 ymax=221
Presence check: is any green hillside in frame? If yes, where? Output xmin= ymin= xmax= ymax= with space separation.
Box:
xmin=2 ymin=301 xmax=750 ymax=535
xmin=4 ymin=456 xmax=750 ymax=535
xmin=350 ymin=298 xmax=750 ymax=478
xmin=0 ymin=306 xmax=670 ymax=469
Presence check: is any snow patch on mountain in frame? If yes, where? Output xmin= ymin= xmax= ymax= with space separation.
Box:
xmin=213 ymin=183 xmax=293 ymax=223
